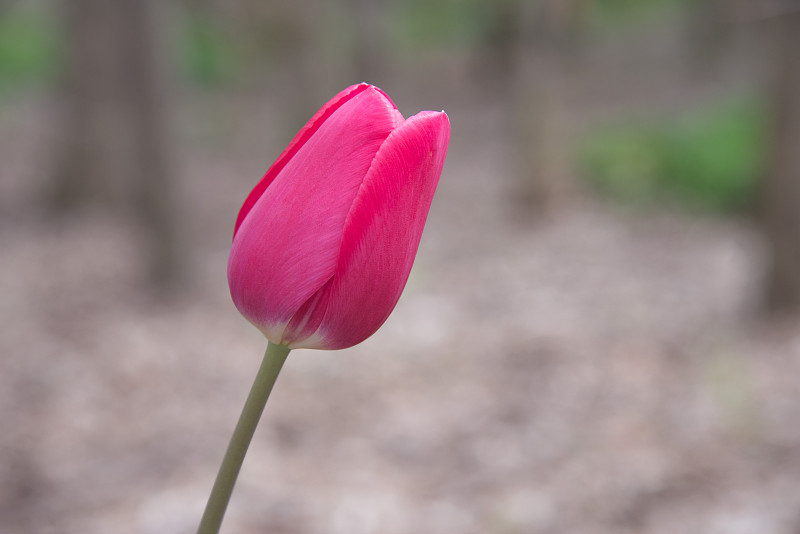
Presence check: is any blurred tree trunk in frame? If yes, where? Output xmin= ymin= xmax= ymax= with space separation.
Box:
xmin=259 ymin=0 xmax=329 ymax=120
xmin=686 ymin=0 xmax=763 ymax=72
xmin=50 ymin=0 xmax=181 ymax=291
xmin=686 ymin=0 xmax=735 ymax=70
xmin=511 ymin=0 xmax=586 ymax=217
xmin=349 ymin=0 xmax=389 ymax=84
xmin=761 ymin=9 xmax=800 ymax=312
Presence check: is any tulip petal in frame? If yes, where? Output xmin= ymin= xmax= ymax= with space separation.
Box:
xmin=298 ymin=111 xmax=450 ymax=349
xmin=233 ymin=83 xmax=371 ymax=237
xmin=228 ymin=86 xmax=403 ymax=343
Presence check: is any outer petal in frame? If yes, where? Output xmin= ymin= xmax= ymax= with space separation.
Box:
xmin=233 ymin=83 xmax=370 ymax=237
xmin=228 ymin=86 xmax=402 ymax=343
xmin=295 ymin=111 xmax=450 ymax=349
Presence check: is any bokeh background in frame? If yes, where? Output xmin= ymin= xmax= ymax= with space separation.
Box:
xmin=3 ymin=0 xmax=800 ymax=532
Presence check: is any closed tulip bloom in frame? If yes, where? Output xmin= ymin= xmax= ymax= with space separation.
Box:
xmin=228 ymin=83 xmax=450 ymax=350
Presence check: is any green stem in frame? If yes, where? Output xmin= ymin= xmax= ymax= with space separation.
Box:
xmin=197 ymin=341 xmax=291 ymax=534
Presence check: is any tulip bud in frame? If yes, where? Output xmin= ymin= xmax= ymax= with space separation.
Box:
xmin=227 ymin=83 xmax=450 ymax=350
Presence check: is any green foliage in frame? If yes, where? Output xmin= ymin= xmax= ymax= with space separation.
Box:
xmin=177 ymin=12 xmax=241 ymax=86
xmin=578 ymin=101 xmax=767 ymax=213
xmin=0 ymin=8 xmax=57 ymax=87
xmin=396 ymin=0 xmax=490 ymax=48
xmin=0 ymin=7 xmax=242 ymax=91
xmin=587 ymin=0 xmax=690 ymax=32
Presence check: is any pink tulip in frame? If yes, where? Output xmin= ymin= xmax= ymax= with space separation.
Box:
xmin=227 ymin=83 xmax=450 ymax=350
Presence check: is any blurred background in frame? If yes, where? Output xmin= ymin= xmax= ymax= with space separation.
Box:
xmin=2 ymin=0 xmax=800 ymax=532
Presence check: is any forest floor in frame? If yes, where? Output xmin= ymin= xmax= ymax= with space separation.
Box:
xmin=2 ymin=20 xmax=800 ymax=534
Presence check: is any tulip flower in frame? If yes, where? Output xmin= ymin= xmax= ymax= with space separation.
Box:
xmin=197 ymin=85 xmax=449 ymax=534
xmin=228 ymin=82 xmax=450 ymax=350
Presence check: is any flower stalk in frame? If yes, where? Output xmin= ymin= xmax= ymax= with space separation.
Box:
xmin=197 ymin=342 xmax=291 ymax=534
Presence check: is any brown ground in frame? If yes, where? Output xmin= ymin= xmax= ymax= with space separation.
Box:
xmin=2 ymin=21 xmax=800 ymax=534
